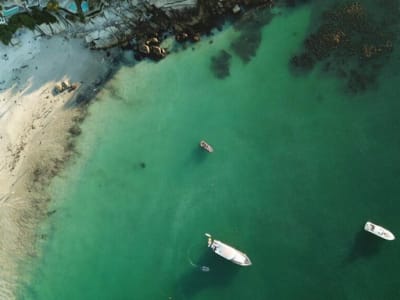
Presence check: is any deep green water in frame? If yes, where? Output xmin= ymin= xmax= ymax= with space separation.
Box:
xmin=21 ymin=4 xmax=400 ymax=300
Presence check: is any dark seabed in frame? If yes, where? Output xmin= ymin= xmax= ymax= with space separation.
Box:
xmin=20 ymin=2 xmax=400 ymax=299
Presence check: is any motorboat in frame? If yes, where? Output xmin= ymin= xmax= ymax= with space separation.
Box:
xmin=364 ymin=221 xmax=395 ymax=241
xmin=200 ymin=140 xmax=214 ymax=153
xmin=205 ymin=233 xmax=252 ymax=266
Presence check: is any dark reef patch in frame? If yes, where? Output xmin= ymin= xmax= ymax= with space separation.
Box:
xmin=230 ymin=30 xmax=262 ymax=63
xmin=284 ymin=0 xmax=310 ymax=7
xmin=230 ymin=8 xmax=273 ymax=63
xmin=210 ymin=50 xmax=232 ymax=79
xmin=290 ymin=1 xmax=399 ymax=93
xmin=290 ymin=53 xmax=315 ymax=72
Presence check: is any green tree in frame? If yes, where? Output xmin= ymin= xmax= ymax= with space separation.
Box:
xmin=47 ymin=0 xmax=60 ymax=12
xmin=74 ymin=0 xmax=84 ymax=22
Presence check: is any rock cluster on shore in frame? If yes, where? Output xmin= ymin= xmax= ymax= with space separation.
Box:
xmin=30 ymin=0 xmax=274 ymax=60
xmin=0 ymin=2 xmax=282 ymax=298
xmin=126 ymin=0 xmax=274 ymax=60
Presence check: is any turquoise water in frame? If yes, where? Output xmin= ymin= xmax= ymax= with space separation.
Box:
xmin=21 ymin=4 xmax=400 ymax=300
xmin=68 ymin=1 xmax=89 ymax=13
xmin=3 ymin=6 xmax=19 ymax=17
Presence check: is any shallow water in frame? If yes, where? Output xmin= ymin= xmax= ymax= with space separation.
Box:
xmin=21 ymin=4 xmax=400 ymax=299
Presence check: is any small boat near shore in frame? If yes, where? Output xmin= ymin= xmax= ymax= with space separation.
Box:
xmin=205 ymin=233 xmax=252 ymax=266
xmin=364 ymin=221 xmax=395 ymax=240
xmin=200 ymin=140 xmax=214 ymax=153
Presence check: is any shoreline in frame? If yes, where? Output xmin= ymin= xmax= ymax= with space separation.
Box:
xmin=0 ymin=1 xmax=277 ymax=298
xmin=0 ymin=31 xmax=121 ymax=299
xmin=0 ymin=0 xmax=398 ymax=298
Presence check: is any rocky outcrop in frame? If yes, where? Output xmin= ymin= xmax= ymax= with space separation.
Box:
xmin=136 ymin=36 xmax=167 ymax=60
xmin=31 ymin=0 xmax=273 ymax=59
xmin=149 ymin=0 xmax=197 ymax=9
xmin=34 ymin=11 xmax=76 ymax=36
xmin=85 ymin=26 xmax=120 ymax=49
xmin=36 ymin=20 xmax=68 ymax=36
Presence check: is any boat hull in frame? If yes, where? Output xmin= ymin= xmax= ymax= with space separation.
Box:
xmin=200 ymin=140 xmax=214 ymax=152
xmin=206 ymin=234 xmax=252 ymax=266
xmin=364 ymin=221 xmax=395 ymax=240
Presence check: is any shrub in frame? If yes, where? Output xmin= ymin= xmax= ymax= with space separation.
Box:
xmin=31 ymin=8 xmax=57 ymax=24
xmin=0 ymin=9 xmax=57 ymax=45
xmin=47 ymin=0 xmax=60 ymax=12
xmin=0 ymin=26 xmax=13 ymax=45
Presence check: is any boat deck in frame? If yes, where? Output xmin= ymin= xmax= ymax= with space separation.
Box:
xmin=212 ymin=240 xmax=251 ymax=266
xmin=213 ymin=241 xmax=236 ymax=260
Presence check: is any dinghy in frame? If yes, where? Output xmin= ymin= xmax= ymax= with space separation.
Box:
xmin=200 ymin=140 xmax=214 ymax=153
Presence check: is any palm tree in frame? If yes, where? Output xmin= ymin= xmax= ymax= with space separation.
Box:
xmin=74 ymin=0 xmax=84 ymax=21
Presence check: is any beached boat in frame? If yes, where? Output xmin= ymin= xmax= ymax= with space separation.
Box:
xmin=364 ymin=221 xmax=395 ymax=240
xmin=200 ymin=140 xmax=214 ymax=153
xmin=205 ymin=233 xmax=252 ymax=266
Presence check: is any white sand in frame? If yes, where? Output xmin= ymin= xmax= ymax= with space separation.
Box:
xmin=0 ymin=29 xmax=116 ymax=299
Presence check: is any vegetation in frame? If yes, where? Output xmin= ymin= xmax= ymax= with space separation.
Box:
xmin=65 ymin=14 xmax=77 ymax=22
xmin=0 ymin=8 xmax=57 ymax=45
xmin=89 ymin=0 xmax=102 ymax=7
xmin=74 ymin=0 xmax=85 ymax=22
xmin=47 ymin=0 xmax=60 ymax=12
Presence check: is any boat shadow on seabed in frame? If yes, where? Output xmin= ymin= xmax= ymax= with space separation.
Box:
xmin=345 ymin=229 xmax=385 ymax=264
xmin=191 ymin=146 xmax=210 ymax=163
xmin=175 ymin=250 xmax=240 ymax=298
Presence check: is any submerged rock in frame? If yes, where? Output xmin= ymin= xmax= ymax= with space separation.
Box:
xmin=139 ymin=43 xmax=151 ymax=54
xmin=210 ymin=50 xmax=232 ymax=79
xmin=232 ymin=4 xmax=241 ymax=14
xmin=230 ymin=30 xmax=261 ymax=63
xmin=230 ymin=8 xmax=273 ymax=63
xmin=290 ymin=2 xmax=398 ymax=93
xmin=290 ymin=53 xmax=314 ymax=72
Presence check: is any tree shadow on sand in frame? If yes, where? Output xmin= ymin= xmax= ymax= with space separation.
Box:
xmin=174 ymin=250 xmax=241 ymax=298
xmin=345 ymin=229 xmax=385 ymax=264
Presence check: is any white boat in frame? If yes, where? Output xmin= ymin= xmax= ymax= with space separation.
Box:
xmin=200 ymin=140 xmax=214 ymax=153
xmin=364 ymin=221 xmax=395 ymax=241
xmin=205 ymin=233 xmax=252 ymax=266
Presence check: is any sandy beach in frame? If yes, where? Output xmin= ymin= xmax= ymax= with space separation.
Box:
xmin=0 ymin=29 xmax=118 ymax=299
xmin=0 ymin=1 xmax=274 ymax=297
